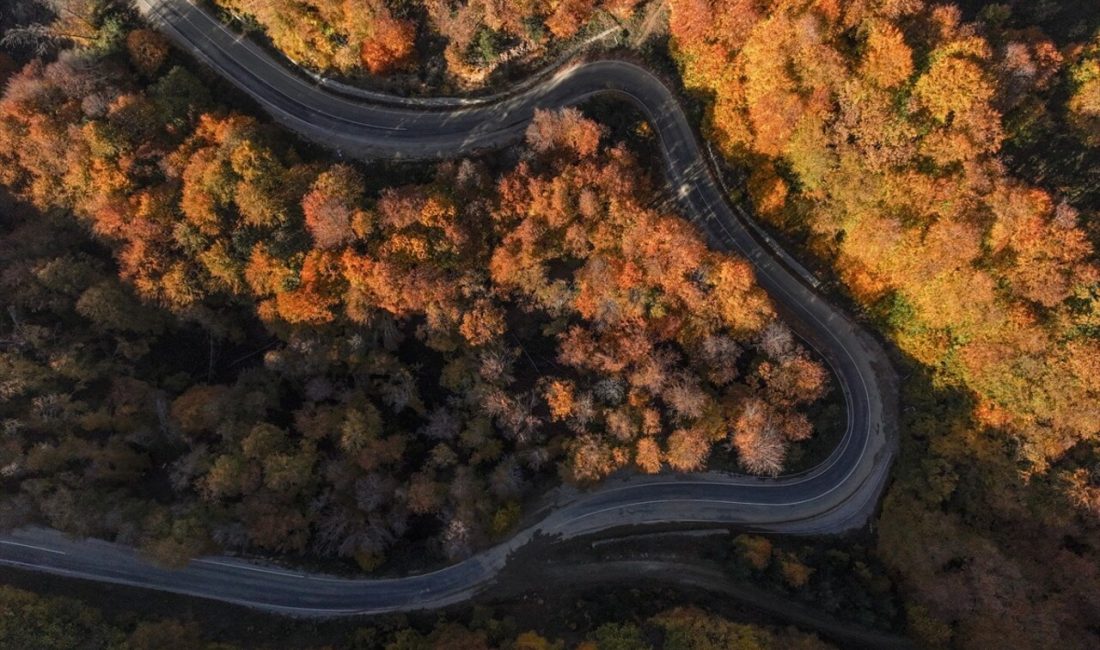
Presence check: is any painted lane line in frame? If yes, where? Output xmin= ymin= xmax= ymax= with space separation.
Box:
xmin=0 ymin=541 xmax=68 ymax=556
xmin=194 ymin=559 xmax=306 ymax=578
xmin=0 ymin=0 xmax=898 ymax=617
xmin=0 ymin=540 xmax=68 ymax=555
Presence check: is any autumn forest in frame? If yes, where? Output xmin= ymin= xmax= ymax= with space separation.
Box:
xmin=0 ymin=0 xmax=1098 ymax=648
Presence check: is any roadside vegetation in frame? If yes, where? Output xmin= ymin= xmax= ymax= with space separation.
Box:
xmin=1 ymin=1 xmax=1099 ymax=648
xmin=666 ymin=0 xmax=1100 ymax=646
xmin=0 ymin=0 xmax=828 ymax=571
xmin=0 ymin=582 xmax=836 ymax=649
xmin=210 ymin=0 xmax=645 ymax=89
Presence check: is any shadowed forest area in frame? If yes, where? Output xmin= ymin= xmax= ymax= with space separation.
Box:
xmin=0 ymin=580 xmax=845 ymax=649
xmin=665 ymin=0 xmax=1100 ymax=646
xmin=0 ymin=1 xmax=829 ymax=575
xmin=0 ymin=0 xmax=1098 ymax=648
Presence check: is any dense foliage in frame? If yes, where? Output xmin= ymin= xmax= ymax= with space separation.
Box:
xmin=0 ymin=583 xmax=833 ymax=649
xmin=213 ymin=0 xmax=643 ymax=84
xmin=668 ymin=0 xmax=1100 ymax=646
xmin=3 ymin=1 xmax=1100 ymax=648
xmin=0 ymin=6 xmax=825 ymax=569
xmin=216 ymin=0 xmax=417 ymax=75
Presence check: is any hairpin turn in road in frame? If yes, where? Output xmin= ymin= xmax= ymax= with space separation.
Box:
xmin=0 ymin=0 xmax=899 ymax=616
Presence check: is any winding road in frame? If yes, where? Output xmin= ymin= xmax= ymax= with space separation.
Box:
xmin=0 ymin=0 xmax=899 ymax=616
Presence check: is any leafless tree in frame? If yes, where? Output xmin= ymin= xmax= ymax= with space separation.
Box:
xmin=663 ymin=372 xmax=709 ymax=422
xmin=3 ymin=0 xmax=102 ymax=56
xmin=594 ymin=377 xmax=626 ymax=405
xmin=759 ymin=321 xmax=796 ymax=362
xmin=489 ymin=456 xmax=526 ymax=499
xmin=478 ymin=344 xmax=516 ymax=384
xmin=420 ymin=406 xmax=460 ymax=441
xmin=700 ymin=334 xmax=741 ymax=385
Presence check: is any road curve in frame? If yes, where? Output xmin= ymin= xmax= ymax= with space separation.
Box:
xmin=0 ymin=0 xmax=898 ymax=616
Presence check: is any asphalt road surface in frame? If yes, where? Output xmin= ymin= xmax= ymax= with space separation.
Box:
xmin=0 ymin=0 xmax=899 ymax=616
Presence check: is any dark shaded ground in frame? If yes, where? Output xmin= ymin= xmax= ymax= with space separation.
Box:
xmin=0 ymin=528 xmax=913 ymax=649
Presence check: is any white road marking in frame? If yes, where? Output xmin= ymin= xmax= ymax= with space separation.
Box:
xmin=3 ymin=0 xmax=896 ymax=617
xmin=0 ymin=540 xmax=67 ymax=555
xmin=194 ymin=559 xmax=305 ymax=578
